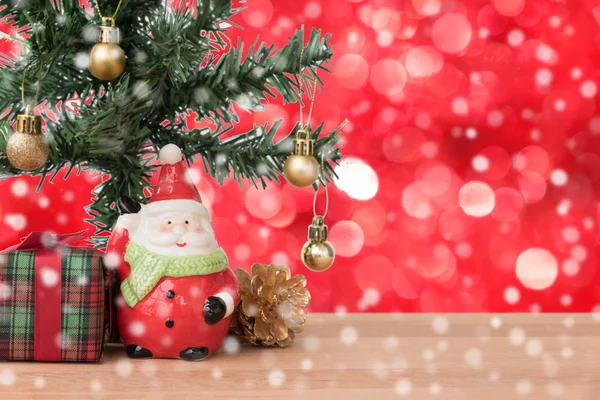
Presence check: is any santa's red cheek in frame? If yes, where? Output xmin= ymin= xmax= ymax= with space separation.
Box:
xmin=194 ymin=228 xmax=203 ymax=233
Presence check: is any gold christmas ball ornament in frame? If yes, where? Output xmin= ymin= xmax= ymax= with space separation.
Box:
xmin=283 ymin=128 xmax=320 ymax=188
xmin=89 ymin=18 xmax=126 ymax=81
xmin=7 ymin=106 xmax=48 ymax=171
xmin=301 ymin=216 xmax=335 ymax=272
xmin=283 ymin=153 xmax=319 ymax=187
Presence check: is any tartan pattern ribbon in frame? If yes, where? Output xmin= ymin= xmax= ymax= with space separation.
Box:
xmin=0 ymin=236 xmax=108 ymax=362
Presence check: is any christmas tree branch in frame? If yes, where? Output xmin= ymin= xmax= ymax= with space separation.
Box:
xmin=161 ymin=27 xmax=332 ymax=125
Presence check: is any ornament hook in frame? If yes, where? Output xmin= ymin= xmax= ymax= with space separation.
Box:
xmin=312 ymin=152 xmax=329 ymax=219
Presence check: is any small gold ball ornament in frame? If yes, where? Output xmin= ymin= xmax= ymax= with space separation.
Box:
xmin=89 ymin=18 xmax=126 ymax=81
xmin=301 ymin=216 xmax=335 ymax=272
xmin=6 ymin=106 xmax=48 ymax=171
xmin=283 ymin=128 xmax=319 ymax=188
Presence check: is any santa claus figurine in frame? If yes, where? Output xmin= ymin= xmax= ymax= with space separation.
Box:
xmin=106 ymin=144 xmax=240 ymax=361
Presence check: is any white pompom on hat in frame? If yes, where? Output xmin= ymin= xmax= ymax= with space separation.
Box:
xmin=143 ymin=144 xmax=205 ymax=215
xmin=159 ymin=143 xmax=183 ymax=165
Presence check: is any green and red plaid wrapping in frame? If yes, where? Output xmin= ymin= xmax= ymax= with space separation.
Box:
xmin=0 ymin=232 xmax=111 ymax=362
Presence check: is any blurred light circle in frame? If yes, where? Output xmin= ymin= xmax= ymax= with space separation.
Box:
xmin=550 ymin=169 xmax=568 ymax=186
xmin=571 ymin=245 xmax=587 ymax=262
xmin=493 ymin=0 xmax=525 ymax=16
xmin=432 ymin=13 xmax=472 ymax=54
xmin=421 ymin=165 xmax=452 ymax=196
xmin=487 ymin=110 xmax=504 ymax=128
xmin=393 ymin=269 xmax=419 ymax=299
xmin=402 ymin=182 xmax=433 ymax=219
xmin=383 ymin=128 xmax=425 ymax=163
xmin=370 ymin=59 xmax=407 ymax=96
xmin=507 ymin=29 xmax=525 ymax=47
xmin=335 ymin=158 xmax=379 ymax=200
xmin=245 ymin=185 xmax=282 ymax=219
xmin=455 ymin=242 xmax=472 ymax=258
xmin=330 ymin=220 xmax=365 ymax=257
xmin=561 ymin=226 xmax=580 ymax=244
xmin=352 ymin=202 xmax=387 ymax=237
xmin=452 ymin=97 xmax=469 ymax=115
xmin=472 ymin=155 xmax=490 ymax=172
xmin=438 ymin=207 xmax=474 ymax=241
xmin=518 ymin=172 xmax=547 ymax=203
xmin=412 ymin=0 xmax=441 ymax=16
xmin=491 ymin=188 xmax=524 ymax=222
xmin=472 ymin=146 xmax=510 ymax=180
xmin=354 ymin=255 xmax=394 ymax=292
xmin=504 ymin=286 xmax=520 ymax=305
xmin=514 ymin=146 xmax=551 ymax=176
xmin=417 ymin=243 xmax=455 ymax=279
xmin=562 ymin=259 xmax=580 ymax=277
xmin=333 ymin=54 xmax=369 ymax=89
xmin=580 ymin=80 xmax=598 ymax=99
xmin=304 ymin=1 xmax=322 ymax=19
xmin=535 ymin=43 xmax=558 ymax=65
xmin=516 ymin=248 xmax=558 ymax=290
xmin=459 ymin=181 xmax=496 ymax=217
xmin=241 ymin=0 xmax=273 ymax=28
xmin=535 ymin=68 xmax=553 ymax=87
xmin=406 ymin=46 xmax=444 ymax=78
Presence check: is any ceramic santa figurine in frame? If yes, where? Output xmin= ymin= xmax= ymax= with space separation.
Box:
xmin=106 ymin=144 xmax=239 ymax=361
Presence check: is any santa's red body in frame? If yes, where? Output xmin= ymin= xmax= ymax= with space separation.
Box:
xmin=108 ymin=227 xmax=240 ymax=359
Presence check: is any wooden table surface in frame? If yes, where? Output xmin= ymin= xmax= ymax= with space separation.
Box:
xmin=1 ymin=313 xmax=599 ymax=399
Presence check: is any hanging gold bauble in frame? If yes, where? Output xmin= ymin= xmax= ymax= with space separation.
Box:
xmin=89 ymin=18 xmax=126 ymax=81
xmin=283 ymin=128 xmax=319 ymax=188
xmin=301 ymin=216 xmax=335 ymax=272
xmin=6 ymin=106 xmax=48 ymax=171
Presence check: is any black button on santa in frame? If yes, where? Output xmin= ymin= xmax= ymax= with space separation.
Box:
xmin=106 ymin=144 xmax=240 ymax=361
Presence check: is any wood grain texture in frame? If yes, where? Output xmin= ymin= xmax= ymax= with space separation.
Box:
xmin=1 ymin=314 xmax=599 ymax=399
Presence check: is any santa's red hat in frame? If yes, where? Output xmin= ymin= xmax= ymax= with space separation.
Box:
xmin=143 ymin=144 xmax=207 ymax=216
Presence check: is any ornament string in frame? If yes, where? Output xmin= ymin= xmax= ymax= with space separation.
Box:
xmin=312 ymin=152 xmax=329 ymax=219
xmin=21 ymin=62 xmax=44 ymax=108
xmin=94 ymin=0 xmax=124 ymax=22
xmin=298 ymin=33 xmax=319 ymax=130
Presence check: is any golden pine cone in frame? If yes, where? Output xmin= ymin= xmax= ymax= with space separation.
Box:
xmin=230 ymin=263 xmax=311 ymax=348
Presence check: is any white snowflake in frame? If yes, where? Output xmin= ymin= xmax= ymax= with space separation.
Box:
xmin=268 ymin=370 xmax=285 ymax=387
xmin=222 ymin=336 xmax=240 ymax=354
xmin=0 ymin=369 xmax=16 ymax=386
xmin=394 ymin=378 xmax=412 ymax=396
xmin=340 ymin=326 xmax=358 ymax=345
xmin=33 ymin=376 xmax=46 ymax=389
xmin=115 ymin=359 xmax=133 ymax=377
xmin=40 ymin=267 xmax=59 ymax=287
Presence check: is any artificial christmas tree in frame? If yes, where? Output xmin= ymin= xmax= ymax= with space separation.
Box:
xmin=0 ymin=0 xmax=343 ymax=247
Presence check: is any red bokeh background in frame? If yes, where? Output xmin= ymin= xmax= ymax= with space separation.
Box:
xmin=1 ymin=0 xmax=600 ymax=312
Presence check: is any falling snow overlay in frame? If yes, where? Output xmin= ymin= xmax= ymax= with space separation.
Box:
xmin=2 ymin=1 xmax=600 ymax=313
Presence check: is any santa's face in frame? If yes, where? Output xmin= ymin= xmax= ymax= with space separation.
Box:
xmin=130 ymin=206 xmax=219 ymax=257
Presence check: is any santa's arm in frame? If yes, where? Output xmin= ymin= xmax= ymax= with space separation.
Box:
xmin=106 ymin=197 xmax=142 ymax=280
xmin=105 ymin=215 xmax=138 ymax=280
xmin=203 ymin=273 xmax=240 ymax=325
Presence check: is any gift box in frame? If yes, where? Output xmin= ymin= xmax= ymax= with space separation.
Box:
xmin=0 ymin=232 xmax=113 ymax=362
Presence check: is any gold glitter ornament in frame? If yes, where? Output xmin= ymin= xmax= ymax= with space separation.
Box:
xmin=7 ymin=106 xmax=48 ymax=171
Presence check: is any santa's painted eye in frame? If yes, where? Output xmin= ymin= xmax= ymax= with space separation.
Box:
xmin=167 ymin=221 xmax=172 ymax=224
xmin=185 ymin=221 xmax=189 ymax=224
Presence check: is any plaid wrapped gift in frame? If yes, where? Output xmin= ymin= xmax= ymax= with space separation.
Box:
xmin=0 ymin=232 xmax=113 ymax=362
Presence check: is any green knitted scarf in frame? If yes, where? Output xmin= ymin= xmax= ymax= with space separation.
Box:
xmin=121 ymin=241 xmax=229 ymax=307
